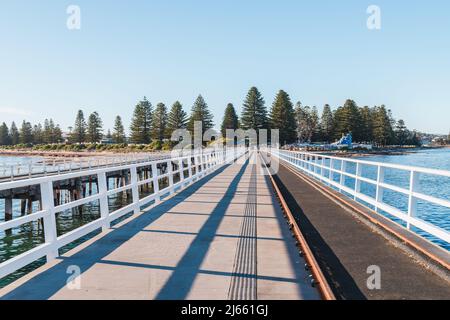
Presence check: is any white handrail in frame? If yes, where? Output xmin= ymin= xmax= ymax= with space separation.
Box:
xmin=270 ymin=149 xmax=450 ymax=247
xmin=0 ymin=147 xmax=247 ymax=280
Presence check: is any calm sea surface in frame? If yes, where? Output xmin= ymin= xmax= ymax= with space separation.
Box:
xmin=0 ymin=149 xmax=449 ymax=288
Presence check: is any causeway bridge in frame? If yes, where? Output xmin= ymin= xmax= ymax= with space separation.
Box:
xmin=0 ymin=147 xmax=449 ymax=300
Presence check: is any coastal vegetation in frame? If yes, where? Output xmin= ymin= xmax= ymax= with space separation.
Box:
xmin=1 ymin=87 xmax=446 ymax=152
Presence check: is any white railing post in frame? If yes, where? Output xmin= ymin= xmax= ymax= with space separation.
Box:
xmin=213 ymin=152 xmax=217 ymax=167
xmin=354 ymin=163 xmax=362 ymax=200
xmin=179 ymin=158 xmax=185 ymax=185
xmin=329 ymin=158 xmax=334 ymax=182
xmin=98 ymin=172 xmax=110 ymax=231
xmin=168 ymin=160 xmax=174 ymax=195
xmin=130 ymin=166 xmax=140 ymax=214
xmin=188 ymin=156 xmax=193 ymax=180
xmin=203 ymin=153 xmax=207 ymax=174
xmin=314 ymin=156 xmax=319 ymax=174
xmin=152 ymin=163 xmax=161 ymax=203
xmin=375 ymin=166 xmax=385 ymax=212
xmin=321 ymin=157 xmax=325 ymax=177
xmin=40 ymin=181 xmax=58 ymax=261
xmin=204 ymin=154 xmax=209 ymax=173
xmin=339 ymin=160 xmax=347 ymax=192
xmin=193 ymin=155 xmax=198 ymax=179
xmin=407 ymin=171 xmax=419 ymax=230
xmin=202 ymin=154 xmax=208 ymax=177
xmin=208 ymin=153 xmax=213 ymax=170
xmin=199 ymin=154 xmax=204 ymax=177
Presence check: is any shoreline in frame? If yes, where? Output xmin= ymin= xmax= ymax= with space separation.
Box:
xmin=1 ymin=145 xmax=448 ymax=159
xmin=299 ymin=146 xmax=449 ymax=158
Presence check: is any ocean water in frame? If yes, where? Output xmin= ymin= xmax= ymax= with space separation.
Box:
xmin=0 ymin=155 xmax=44 ymax=166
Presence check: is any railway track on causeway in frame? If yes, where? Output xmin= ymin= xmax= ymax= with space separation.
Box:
xmin=260 ymin=151 xmax=450 ymax=300
xmin=259 ymin=152 xmax=335 ymax=300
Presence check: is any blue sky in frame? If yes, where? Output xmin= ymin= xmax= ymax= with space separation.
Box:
xmin=0 ymin=0 xmax=449 ymax=134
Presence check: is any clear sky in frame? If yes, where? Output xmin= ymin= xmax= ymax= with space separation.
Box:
xmin=1 ymin=0 xmax=449 ymax=134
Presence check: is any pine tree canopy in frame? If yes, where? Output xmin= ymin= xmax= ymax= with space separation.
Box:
xmin=71 ymin=110 xmax=87 ymax=144
xmin=221 ymin=103 xmax=239 ymax=137
xmin=87 ymin=111 xmax=103 ymax=143
xmin=241 ymin=87 xmax=268 ymax=131
xmin=152 ymin=102 xmax=168 ymax=142
xmin=10 ymin=122 xmax=19 ymax=145
xmin=333 ymin=99 xmax=362 ymax=141
xmin=269 ymin=90 xmax=297 ymax=145
xmin=187 ymin=95 xmax=214 ymax=134
xmin=372 ymin=105 xmax=394 ymax=146
xmin=359 ymin=106 xmax=374 ymax=143
xmin=20 ymin=120 xmax=33 ymax=144
xmin=320 ymin=104 xmax=334 ymax=143
xmin=130 ymin=97 xmax=153 ymax=144
xmin=0 ymin=123 xmax=11 ymax=145
xmin=0 ymin=92 xmax=421 ymax=148
xmin=167 ymin=101 xmax=188 ymax=138
xmin=395 ymin=119 xmax=409 ymax=145
xmin=113 ymin=115 xmax=126 ymax=144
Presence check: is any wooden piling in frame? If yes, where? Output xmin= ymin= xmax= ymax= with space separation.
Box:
xmin=5 ymin=197 xmax=13 ymax=221
xmin=27 ymin=197 xmax=33 ymax=215
xmin=21 ymin=199 xmax=27 ymax=216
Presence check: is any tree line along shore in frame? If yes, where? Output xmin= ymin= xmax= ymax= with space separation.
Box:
xmin=0 ymin=86 xmax=442 ymax=153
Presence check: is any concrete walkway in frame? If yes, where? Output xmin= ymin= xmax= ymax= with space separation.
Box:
xmin=0 ymin=152 xmax=319 ymax=300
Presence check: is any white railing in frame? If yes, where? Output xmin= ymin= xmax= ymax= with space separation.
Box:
xmin=0 ymin=152 xmax=172 ymax=181
xmin=270 ymin=149 xmax=450 ymax=247
xmin=0 ymin=147 xmax=246 ymax=280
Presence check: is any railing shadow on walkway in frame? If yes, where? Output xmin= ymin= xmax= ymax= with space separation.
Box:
xmin=154 ymin=158 xmax=250 ymax=299
xmin=0 ymin=161 xmax=242 ymax=300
